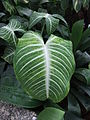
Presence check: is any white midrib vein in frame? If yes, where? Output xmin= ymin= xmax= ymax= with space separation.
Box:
xmin=43 ymin=44 xmax=50 ymax=98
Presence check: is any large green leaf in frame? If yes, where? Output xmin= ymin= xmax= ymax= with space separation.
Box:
xmin=0 ymin=19 xmax=25 ymax=46
xmin=37 ymin=107 xmax=65 ymax=120
xmin=0 ymin=65 xmax=41 ymax=108
xmin=71 ymin=20 xmax=84 ymax=51
xmin=14 ymin=31 xmax=75 ymax=103
xmin=75 ymin=68 xmax=90 ymax=85
xmin=29 ymin=11 xmax=59 ymax=35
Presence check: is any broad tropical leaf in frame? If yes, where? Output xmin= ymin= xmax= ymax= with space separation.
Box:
xmin=37 ymin=107 xmax=65 ymax=120
xmin=13 ymin=31 xmax=75 ymax=103
xmin=0 ymin=19 xmax=25 ymax=46
xmin=29 ymin=11 xmax=59 ymax=35
xmin=0 ymin=65 xmax=41 ymax=108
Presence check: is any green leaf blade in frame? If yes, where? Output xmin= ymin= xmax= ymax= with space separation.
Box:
xmin=0 ymin=19 xmax=25 ymax=46
xmin=71 ymin=20 xmax=84 ymax=51
xmin=37 ymin=107 xmax=65 ymax=120
xmin=14 ymin=31 xmax=75 ymax=103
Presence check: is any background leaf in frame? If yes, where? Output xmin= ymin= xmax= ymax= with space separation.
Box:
xmin=71 ymin=20 xmax=84 ymax=51
xmin=68 ymin=93 xmax=81 ymax=115
xmin=37 ymin=107 xmax=65 ymax=120
xmin=29 ymin=11 xmax=59 ymax=35
xmin=75 ymin=68 xmax=90 ymax=85
xmin=2 ymin=46 xmax=15 ymax=64
xmin=16 ymin=6 xmax=32 ymax=17
xmin=0 ymin=65 xmax=42 ymax=108
xmin=75 ymin=50 xmax=90 ymax=67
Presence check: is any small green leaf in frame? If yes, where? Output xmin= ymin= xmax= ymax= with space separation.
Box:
xmin=57 ymin=25 xmax=69 ymax=39
xmin=89 ymin=64 xmax=90 ymax=69
xmin=37 ymin=107 xmax=65 ymax=120
xmin=73 ymin=80 xmax=90 ymax=97
xmin=71 ymin=20 xmax=84 ymax=51
xmin=75 ymin=68 xmax=90 ymax=85
xmin=0 ymin=61 xmax=5 ymax=76
xmin=16 ymin=6 xmax=32 ymax=17
xmin=68 ymin=93 xmax=81 ymax=115
xmin=0 ymin=19 xmax=25 ymax=46
xmin=52 ymin=14 xmax=67 ymax=25
xmin=71 ymin=88 xmax=90 ymax=111
xmin=2 ymin=0 xmax=15 ymax=14
xmin=83 ymin=0 xmax=89 ymax=8
xmin=65 ymin=111 xmax=83 ymax=120
xmin=0 ymin=12 xmax=5 ymax=18
xmin=82 ymin=27 xmax=90 ymax=41
xmin=73 ymin=0 xmax=82 ymax=12
xmin=80 ymin=28 xmax=90 ymax=51
xmin=75 ymin=50 xmax=90 ymax=67
xmin=61 ymin=0 xmax=69 ymax=10
xmin=2 ymin=46 xmax=15 ymax=64
xmin=29 ymin=11 xmax=59 ymax=35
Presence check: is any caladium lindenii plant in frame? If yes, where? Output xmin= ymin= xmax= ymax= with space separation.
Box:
xmin=13 ymin=31 xmax=75 ymax=103
xmin=0 ymin=0 xmax=90 ymax=120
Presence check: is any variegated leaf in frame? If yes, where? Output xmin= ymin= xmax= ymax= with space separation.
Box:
xmin=0 ymin=19 xmax=25 ymax=46
xmin=2 ymin=46 xmax=15 ymax=64
xmin=14 ymin=31 xmax=75 ymax=103
xmin=73 ymin=0 xmax=82 ymax=12
xmin=29 ymin=11 xmax=59 ymax=35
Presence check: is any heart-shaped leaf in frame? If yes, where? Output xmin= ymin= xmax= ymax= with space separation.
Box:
xmin=13 ymin=31 xmax=75 ymax=103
